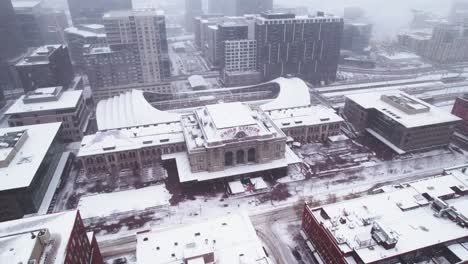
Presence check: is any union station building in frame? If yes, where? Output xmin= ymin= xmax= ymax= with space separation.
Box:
xmin=77 ymin=77 xmax=343 ymax=184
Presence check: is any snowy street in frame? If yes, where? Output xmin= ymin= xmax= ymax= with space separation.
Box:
xmin=87 ymin=144 xmax=467 ymax=263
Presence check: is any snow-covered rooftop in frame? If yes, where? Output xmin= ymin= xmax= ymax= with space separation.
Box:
xmin=12 ymin=0 xmax=41 ymax=9
xmin=182 ymin=102 xmax=285 ymax=150
xmin=64 ymin=26 xmax=106 ymax=38
xmin=266 ymin=105 xmax=343 ymax=129
xmin=0 ymin=123 xmax=61 ymax=191
xmin=310 ymin=166 xmax=468 ymax=264
xmin=78 ymin=185 xmax=170 ymax=218
xmin=136 ymin=212 xmax=270 ymax=264
xmin=377 ymin=52 xmax=421 ymax=61
xmin=0 ymin=210 xmax=78 ymax=264
xmin=206 ymin=102 xmax=256 ymax=129
xmin=346 ymin=91 xmax=461 ymax=128
xmin=78 ymin=123 xmax=184 ymax=157
xmin=16 ymin=45 xmax=62 ymax=66
xmin=96 ymin=89 xmax=180 ymax=131
xmin=188 ymin=75 xmax=208 ymax=89
xmin=261 ymin=77 xmax=311 ymax=111
xmin=103 ymin=9 xmax=164 ymax=19
xmin=5 ymin=88 xmax=83 ymax=114
xmin=94 ymin=77 xmax=311 ymax=131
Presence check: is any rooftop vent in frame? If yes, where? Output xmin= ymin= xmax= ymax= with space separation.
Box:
xmin=370 ymin=222 xmax=398 ymax=249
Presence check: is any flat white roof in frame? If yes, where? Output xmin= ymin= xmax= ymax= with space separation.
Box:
xmin=346 ymin=91 xmax=461 ymax=128
xmin=103 ymin=9 xmax=164 ymax=18
xmin=64 ymin=27 xmax=106 ymax=38
xmin=78 ymin=185 xmax=170 ymax=219
xmin=5 ymin=90 xmax=83 ymax=114
xmin=378 ymin=52 xmax=421 ymax=61
xmin=78 ymin=123 xmax=184 ymax=157
xmin=310 ymin=167 xmax=468 ymax=264
xmin=0 ymin=210 xmax=78 ymax=264
xmin=0 ymin=123 xmax=61 ymax=191
xmin=266 ymin=105 xmax=343 ymax=129
xmin=136 ymin=212 xmax=270 ymax=264
xmin=206 ymin=102 xmax=256 ymax=129
xmin=96 ymin=89 xmax=180 ymax=131
xmin=188 ymin=75 xmax=207 ymax=88
xmin=12 ymin=0 xmax=41 ymax=9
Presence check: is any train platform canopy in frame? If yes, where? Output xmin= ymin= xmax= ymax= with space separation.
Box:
xmin=94 ymin=77 xmax=312 ymax=131
xmin=96 ymin=89 xmax=180 ymax=131
xmin=261 ymin=77 xmax=311 ymax=111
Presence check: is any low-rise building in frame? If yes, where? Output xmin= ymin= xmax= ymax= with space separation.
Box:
xmin=265 ymin=105 xmax=343 ymax=143
xmin=376 ymin=52 xmax=423 ymax=68
xmin=0 ymin=210 xmax=104 ymax=263
xmin=78 ymin=122 xmax=185 ymax=175
xmin=136 ymin=212 xmax=271 ymax=264
xmin=344 ymin=91 xmax=461 ymax=154
xmin=302 ymin=165 xmax=468 ymax=264
xmin=451 ymin=94 xmax=468 ymax=147
xmin=0 ymin=123 xmax=63 ymax=221
xmin=175 ymin=102 xmax=290 ymax=183
xmin=188 ymin=75 xmax=208 ymax=90
xmin=5 ymin=87 xmax=90 ymax=142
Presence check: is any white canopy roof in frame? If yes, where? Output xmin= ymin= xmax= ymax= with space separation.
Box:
xmin=261 ymin=77 xmax=311 ymax=111
xmin=96 ymin=89 xmax=180 ymax=131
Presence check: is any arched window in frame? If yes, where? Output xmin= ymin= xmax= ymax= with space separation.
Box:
xmin=248 ymin=148 xmax=256 ymax=162
xmin=236 ymin=150 xmax=245 ymax=164
xmin=225 ymin=151 xmax=234 ymax=166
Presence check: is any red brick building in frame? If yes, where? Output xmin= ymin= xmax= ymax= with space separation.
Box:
xmin=0 ymin=210 xmax=104 ymax=264
xmin=451 ymin=94 xmax=468 ymax=147
xmin=301 ymin=166 xmax=468 ymax=264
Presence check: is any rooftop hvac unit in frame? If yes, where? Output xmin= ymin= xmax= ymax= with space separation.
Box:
xmin=371 ymin=222 xmax=398 ymax=249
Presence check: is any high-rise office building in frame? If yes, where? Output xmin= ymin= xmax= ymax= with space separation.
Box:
xmin=216 ymin=21 xmax=249 ymax=66
xmin=83 ymin=44 xmax=142 ymax=90
xmin=0 ymin=0 xmax=25 ymax=59
xmin=185 ymin=0 xmax=203 ymax=32
xmin=0 ymin=0 xmax=26 ymax=102
xmin=103 ymin=10 xmax=171 ymax=83
xmin=194 ymin=14 xmax=224 ymax=48
xmin=64 ymin=24 xmax=107 ymax=71
xmin=12 ymin=0 xmax=69 ymax=47
xmin=67 ymin=0 xmax=132 ymax=25
xmin=255 ymin=13 xmax=344 ymax=84
xmin=341 ymin=23 xmax=372 ymax=53
xmin=450 ymin=0 xmax=468 ymax=25
xmin=235 ymin=0 xmax=273 ymax=16
xmin=208 ymin=0 xmax=272 ymax=16
xmin=15 ymin=45 xmax=74 ymax=93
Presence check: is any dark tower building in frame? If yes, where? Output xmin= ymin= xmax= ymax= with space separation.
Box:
xmin=67 ymin=0 xmax=132 ymax=25
xmin=0 ymin=0 xmax=26 ymax=103
xmin=185 ymin=0 xmax=203 ymax=33
xmin=255 ymin=13 xmax=344 ymax=84
xmin=341 ymin=23 xmax=372 ymax=53
xmin=15 ymin=45 xmax=74 ymax=93
xmin=235 ymin=0 xmax=273 ymax=16
xmin=217 ymin=22 xmax=249 ymax=67
xmin=208 ymin=0 xmax=273 ymax=16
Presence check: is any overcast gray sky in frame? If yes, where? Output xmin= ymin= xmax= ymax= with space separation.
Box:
xmin=276 ymin=0 xmax=453 ymax=40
